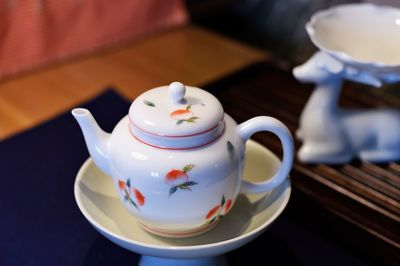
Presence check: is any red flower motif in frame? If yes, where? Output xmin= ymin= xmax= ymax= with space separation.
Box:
xmin=134 ymin=189 xmax=145 ymax=206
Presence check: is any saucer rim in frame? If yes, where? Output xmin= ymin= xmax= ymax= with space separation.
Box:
xmin=74 ymin=140 xmax=291 ymax=252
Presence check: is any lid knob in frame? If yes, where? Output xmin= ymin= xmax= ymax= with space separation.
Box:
xmin=169 ymin=82 xmax=186 ymax=104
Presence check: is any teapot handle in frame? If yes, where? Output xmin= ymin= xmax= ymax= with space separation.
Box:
xmin=236 ymin=116 xmax=294 ymax=194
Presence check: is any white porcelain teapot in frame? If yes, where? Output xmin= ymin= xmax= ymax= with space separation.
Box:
xmin=72 ymin=82 xmax=293 ymax=238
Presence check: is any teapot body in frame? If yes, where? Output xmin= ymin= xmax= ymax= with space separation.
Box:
xmin=72 ymin=82 xmax=294 ymax=238
xmin=107 ymin=113 xmax=244 ymax=237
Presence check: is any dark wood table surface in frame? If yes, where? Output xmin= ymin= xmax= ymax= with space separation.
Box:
xmin=207 ymin=62 xmax=400 ymax=265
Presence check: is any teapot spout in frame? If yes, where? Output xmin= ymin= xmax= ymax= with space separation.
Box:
xmin=71 ymin=108 xmax=112 ymax=176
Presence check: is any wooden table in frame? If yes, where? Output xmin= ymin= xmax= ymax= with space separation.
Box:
xmin=0 ymin=25 xmax=266 ymax=140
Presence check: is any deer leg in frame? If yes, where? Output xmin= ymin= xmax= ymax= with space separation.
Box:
xmin=359 ymin=123 xmax=400 ymax=162
xmin=298 ymin=141 xmax=352 ymax=164
xmin=359 ymin=150 xmax=400 ymax=162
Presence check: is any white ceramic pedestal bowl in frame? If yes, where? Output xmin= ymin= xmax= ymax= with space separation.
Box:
xmin=307 ymin=3 xmax=400 ymax=74
xmin=74 ymin=140 xmax=291 ymax=266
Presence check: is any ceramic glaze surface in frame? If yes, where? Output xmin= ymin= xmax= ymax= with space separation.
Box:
xmin=72 ymin=82 xmax=294 ymax=237
xmin=294 ymin=4 xmax=400 ymax=164
xmin=307 ymin=3 xmax=400 ymax=72
xmin=74 ymin=140 xmax=291 ymax=265
xmin=294 ymin=52 xmax=400 ymax=163
xmin=129 ymin=82 xmax=224 ymax=137
xmin=109 ymin=114 xmax=242 ymax=232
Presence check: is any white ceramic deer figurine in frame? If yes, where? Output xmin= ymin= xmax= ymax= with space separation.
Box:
xmin=293 ymin=52 xmax=400 ymax=163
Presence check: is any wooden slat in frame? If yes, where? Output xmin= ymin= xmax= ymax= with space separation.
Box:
xmin=388 ymin=163 xmax=400 ymax=177
xmin=361 ymin=162 xmax=400 ymax=189
xmin=316 ymin=165 xmax=400 ymax=216
xmin=341 ymin=164 xmax=400 ymax=200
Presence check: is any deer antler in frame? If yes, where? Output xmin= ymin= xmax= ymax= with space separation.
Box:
xmin=343 ymin=66 xmax=382 ymax=88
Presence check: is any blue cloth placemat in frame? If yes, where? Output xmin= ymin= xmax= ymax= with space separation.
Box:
xmin=0 ymin=89 xmax=370 ymax=266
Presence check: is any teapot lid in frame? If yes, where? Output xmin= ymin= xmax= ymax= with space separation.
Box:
xmin=129 ymin=82 xmax=224 ymax=149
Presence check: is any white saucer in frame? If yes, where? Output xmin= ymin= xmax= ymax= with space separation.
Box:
xmin=74 ymin=140 xmax=291 ymax=266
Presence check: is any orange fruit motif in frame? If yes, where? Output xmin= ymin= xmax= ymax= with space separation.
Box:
xmin=170 ymin=104 xmax=199 ymax=125
xmin=170 ymin=109 xmax=193 ymax=119
xmin=119 ymin=178 xmax=145 ymax=209
xmin=118 ymin=180 xmax=126 ymax=190
xmin=224 ymin=199 xmax=233 ymax=213
xmin=165 ymin=164 xmax=197 ymax=196
xmin=204 ymin=195 xmax=233 ymax=224
xmin=206 ymin=205 xmax=221 ymax=220
xmin=134 ymin=189 xmax=145 ymax=206
xmin=165 ymin=169 xmax=188 ymax=186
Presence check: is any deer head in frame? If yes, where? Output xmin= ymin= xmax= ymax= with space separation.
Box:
xmin=293 ymin=52 xmax=382 ymax=87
